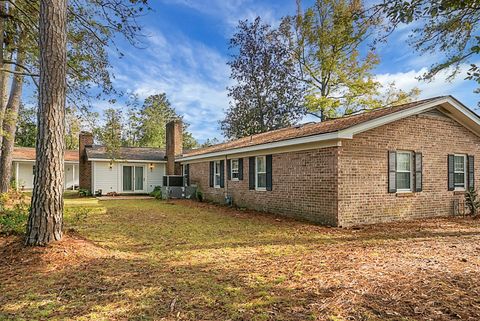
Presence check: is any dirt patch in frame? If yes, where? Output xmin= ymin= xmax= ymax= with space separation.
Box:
xmin=0 ymin=231 xmax=110 ymax=274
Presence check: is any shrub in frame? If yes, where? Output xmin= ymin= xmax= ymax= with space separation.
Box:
xmin=465 ymin=188 xmax=480 ymax=217
xmin=196 ymin=190 xmax=203 ymax=202
xmin=79 ymin=188 xmax=92 ymax=197
xmin=150 ymin=186 xmax=162 ymax=199
xmin=0 ymin=190 xmax=29 ymax=235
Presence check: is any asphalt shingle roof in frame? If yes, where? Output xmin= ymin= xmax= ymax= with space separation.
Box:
xmin=86 ymin=145 xmax=166 ymax=161
xmin=13 ymin=147 xmax=79 ymax=162
xmin=183 ymin=96 xmax=448 ymax=157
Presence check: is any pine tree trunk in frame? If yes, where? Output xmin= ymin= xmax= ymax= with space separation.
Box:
xmin=0 ymin=1 xmax=8 ymax=156
xmin=0 ymin=52 xmax=25 ymax=193
xmin=25 ymin=0 xmax=67 ymax=246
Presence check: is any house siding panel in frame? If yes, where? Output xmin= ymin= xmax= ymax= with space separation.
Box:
xmin=93 ymin=161 xmax=166 ymax=194
xmin=337 ymin=110 xmax=480 ymax=226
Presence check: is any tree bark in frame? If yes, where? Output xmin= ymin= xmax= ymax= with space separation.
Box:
xmin=26 ymin=0 xmax=67 ymax=246
xmin=0 ymin=50 xmax=25 ymax=193
xmin=0 ymin=1 xmax=9 ymax=156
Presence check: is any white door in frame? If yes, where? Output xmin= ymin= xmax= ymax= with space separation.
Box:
xmin=122 ymin=165 xmax=145 ymax=193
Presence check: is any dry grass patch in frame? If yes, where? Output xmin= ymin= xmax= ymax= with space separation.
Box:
xmin=1 ymin=197 xmax=480 ymax=320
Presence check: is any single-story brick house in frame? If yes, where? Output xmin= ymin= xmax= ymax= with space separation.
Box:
xmin=12 ymin=147 xmax=79 ymax=190
xmin=178 ymin=96 xmax=480 ymax=226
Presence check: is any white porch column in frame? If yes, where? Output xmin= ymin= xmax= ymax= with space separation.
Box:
xmin=72 ymin=164 xmax=75 ymax=190
xmin=15 ymin=162 xmax=19 ymax=191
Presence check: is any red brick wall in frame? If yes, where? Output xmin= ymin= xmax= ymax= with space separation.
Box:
xmin=188 ymin=147 xmax=339 ymax=225
xmin=79 ymin=132 xmax=93 ymax=191
xmin=166 ymin=120 xmax=183 ymax=175
xmin=337 ymin=109 xmax=480 ymax=226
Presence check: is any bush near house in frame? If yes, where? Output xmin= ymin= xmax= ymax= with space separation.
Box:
xmin=0 ymin=190 xmax=29 ymax=235
xmin=150 ymin=186 xmax=162 ymax=199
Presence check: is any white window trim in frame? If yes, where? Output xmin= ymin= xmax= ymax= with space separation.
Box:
xmin=454 ymin=154 xmax=467 ymax=191
xmin=214 ymin=160 xmax=221 ymax=188
xmin=231 ymin=159 xmax=239 ymax=181
xmin=396 ymin=151 xmax=413 ymax=193
xmin=255 ymin=156 xmax=267 ymax=191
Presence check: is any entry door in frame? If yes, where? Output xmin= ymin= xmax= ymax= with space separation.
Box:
xmin=122 ymin=165 xmax=145 ymax=192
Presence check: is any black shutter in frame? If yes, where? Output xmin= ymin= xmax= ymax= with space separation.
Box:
xmin=266 ymin=155 xmax=273 ymax=191
xmin=448 ymin=154 xmax=454 ymax=191
xmin=468 ymin=155 xmax=475 ymax=190
xmin=220 ymin=160 xmax=225 ymax=188
xmin=238 ymin=158 xmax=244 ymax=180
xmin=185 ymin=164 xmax=190 ymax=186
xmin=227 ymin=159 xmax=231 ymax=180
xmin=248 ymin=156 xmax=255 ymax=190
xmin=414 ymin=152 xmax=422 ymax=192
xmin=388 ymin=151 xmax=397 ymax=193
xmin=209 ymin=161 xmax=214 ymax=188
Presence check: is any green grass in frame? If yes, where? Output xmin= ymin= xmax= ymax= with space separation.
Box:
xmin=1 ymin=196 xmax=480 ymax=320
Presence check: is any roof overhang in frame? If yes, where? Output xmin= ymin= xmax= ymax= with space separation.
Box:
xmin=178 ymin=96 xmax=480 ymax=162
xmin=13 ymin=159 xmax=79 ymax=164
xmin=88 ymin=158 xmax=166 ymax=163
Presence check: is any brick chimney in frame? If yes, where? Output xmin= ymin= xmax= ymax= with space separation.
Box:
xmin=79 ymin=131 xmax=94 ymax=191
xmin=166 ymin=119 xmax=183 ymax=175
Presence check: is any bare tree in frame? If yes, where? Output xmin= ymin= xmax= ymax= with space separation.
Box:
xmin=26 ymin=0 xmax=67 ymax=246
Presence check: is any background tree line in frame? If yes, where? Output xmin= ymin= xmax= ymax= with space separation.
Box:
xmin=14 ymin=93 xmax=199 ymax=151
xmin=221 ymin=0 xmax=479 ymax=140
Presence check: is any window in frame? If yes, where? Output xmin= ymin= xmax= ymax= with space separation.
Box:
xmin=231 ymin=159 xmax=239 ymax=180
xmin=396 ymin=151 xmax=412 ymax=191
xmin=454 ymin=154 xmax=466 ymax=189
xmin=256 ymin=156 xmax=266 ymax=190
xmin=214 ymin=161 xmax=221 ymax=188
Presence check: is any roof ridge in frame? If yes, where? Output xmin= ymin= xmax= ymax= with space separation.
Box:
xmin=184 ymin=96 xmax=453 ymax=158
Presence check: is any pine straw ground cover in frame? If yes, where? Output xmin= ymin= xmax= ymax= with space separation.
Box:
xmin=1 ymin=198 xmax=480 ymax=321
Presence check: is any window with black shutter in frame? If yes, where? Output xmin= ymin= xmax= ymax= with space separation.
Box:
xmin=414 ymin=152 xmax=422 ymax=192
xmin=183 ymin=164 xmax=190 ymax=186
xmin=266 ymin=155 xmax=272 ymax=191
xmin=209 ymin=161 xmax=214 ymax=187
xmin=388 ymin=151 xmax=397 ymax=193
xmin=238 ymin=158 xmax=244 ymax=180
xmin=468 ymin=155 xmax=475 ymax=190
xmin=248 ymin=157 xmax=255 ymax=190
xmin=220 ymin=160 xmax=225 ymax=188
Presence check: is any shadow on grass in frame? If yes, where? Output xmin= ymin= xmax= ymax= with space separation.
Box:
xmin=2 ymin=248 xmax=479 ymax=321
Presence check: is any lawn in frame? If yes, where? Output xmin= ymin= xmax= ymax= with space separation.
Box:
xmin=1 ymin=197 xmax=480 ymax=321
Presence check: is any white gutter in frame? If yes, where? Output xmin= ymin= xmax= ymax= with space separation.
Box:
xmin=88 ymin=158 xmax=167 ymax=163
xmin=178 ymin=131 xmax=351 ymax=162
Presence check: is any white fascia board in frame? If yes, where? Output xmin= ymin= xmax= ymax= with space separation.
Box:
xmin=88 ymin=158 xmax=166 ymax=163
xmin=13 ymin=159 xmax=79 ymax=164
xmin=340 ymin=97 xmax=480 ymax=137
xmin=178 ymin=131 xmax=350 ymax=162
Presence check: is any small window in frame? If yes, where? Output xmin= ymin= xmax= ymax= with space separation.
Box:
xmin=214 ymin=161 xmax=221 ymax=188
xmin=454 ymin=154 xmax=466 ymax=190
xmin=231 ymin=159 xmax=239 ymax=180
xmin=396 ymin=151 xmax=412 ymax=191
xmin=256 ymin=156 xmax=266 ymax=190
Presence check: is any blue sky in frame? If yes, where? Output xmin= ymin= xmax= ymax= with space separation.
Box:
xmin=104 ymin=0 xmax=479 ymax=143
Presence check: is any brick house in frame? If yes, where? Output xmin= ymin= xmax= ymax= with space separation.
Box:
xmin=178 ymin=96 xmax=480 ymax=226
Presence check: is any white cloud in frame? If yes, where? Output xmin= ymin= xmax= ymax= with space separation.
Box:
xmin=111 ymin=29 xmax=231 ymax=141
xmin=375 ymin=63 xmax=479 ymax=109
